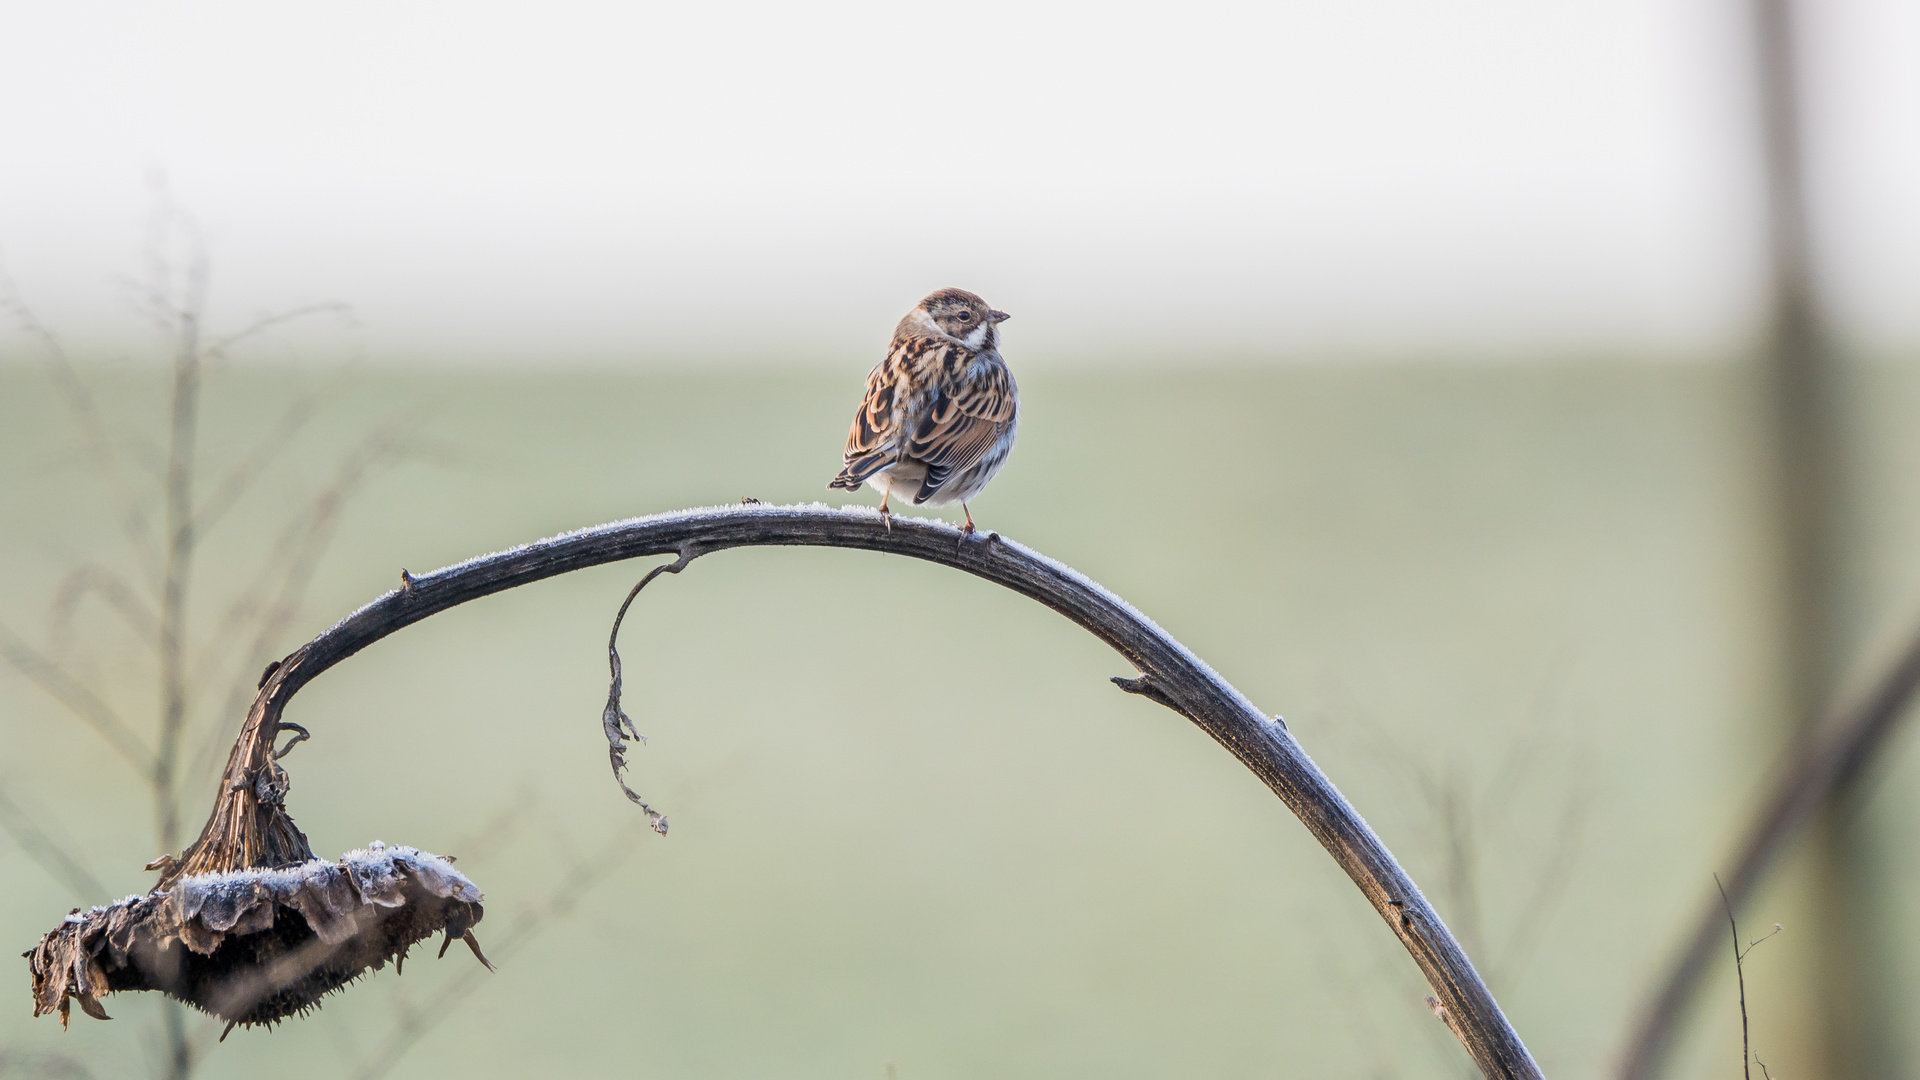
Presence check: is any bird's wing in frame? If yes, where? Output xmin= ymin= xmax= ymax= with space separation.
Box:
xmin=829 ymin=356 xmax=901 ymax=489
xmin=906 ymin=359 xmax=1017 ymax=499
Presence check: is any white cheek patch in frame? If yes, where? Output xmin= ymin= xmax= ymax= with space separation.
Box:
xmin=965 ymin=324 xmax=990 ymax=350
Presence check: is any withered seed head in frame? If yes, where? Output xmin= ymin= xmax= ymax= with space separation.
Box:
xmin=28 ymin=843 xmax=488 ymax=1029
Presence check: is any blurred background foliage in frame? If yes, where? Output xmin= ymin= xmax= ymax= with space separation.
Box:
xmin=6 ymin=352 xmax=1920 ymax=1078
xmin=3 ymin=0 xmax=1919 ymax=1077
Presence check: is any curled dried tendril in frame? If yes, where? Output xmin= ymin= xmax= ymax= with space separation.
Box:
xmin=601 ymin=547 xmax=698 ymax=835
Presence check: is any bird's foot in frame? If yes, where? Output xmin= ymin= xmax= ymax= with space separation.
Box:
xmin=962 ymin=503 xmax=976 ymax=534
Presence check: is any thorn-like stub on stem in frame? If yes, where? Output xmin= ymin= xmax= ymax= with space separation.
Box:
xmin=1111 ymin=673 xmax=1186 ymax=715
xmin=1386 ymin=897 xmax=1414 ymax=929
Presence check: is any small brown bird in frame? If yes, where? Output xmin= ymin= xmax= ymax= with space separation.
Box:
xmin=828 ymin=288 xmax=1018 ymax=533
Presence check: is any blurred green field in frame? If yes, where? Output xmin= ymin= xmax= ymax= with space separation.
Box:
xmin=6 ymin=361 xmax=1920 ymax=1079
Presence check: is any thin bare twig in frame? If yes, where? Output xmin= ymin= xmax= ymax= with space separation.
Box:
xmin=1715 ymin=875 xmax=1780 ymax=1080
xmin=0 ymin=782 xmax=108 ymax=900
xmin=190 ymin=395 xmax=319 ymax=537
xmin=0 ymin=1049 xmax=98 ymax=1079
xmin=1718 ymin=876 xmax=1753 ymax=1080
xmin=0 ymin=622 xmax=156 ymax=773
xmin=152 ymin=245 xmax=206 ymax=855
xmin=202 ymin=303 xmax=354 ymax=359
xmin=445 ymin=786 xmax=539 ymax=867
xmin=0 ymin=271 xmax=162 ymax=585
xmin=6 ymin=206 xmax=393 ymax=1080
xmin=187 ymin=421 xmax=412 ymax=679
xmin=46 ymin=565 xmax=161 ymax=659
xmin=123 ymin=185 xmax=215 ymax=1080
xmin=1325 ymin=685 xmax=1591 ymax=995
xmin=343 ymin=829 xmax=640 ymax=1080
xmin=1494 ymin=785 xmax=1591 ymax=982
xmin=183 ymin=428 xmax=414 ymax=794
xmin=1418 ymin=770 xmax=1486 ymax=964
xmin=1619 ymin=618 xmax=1920 ymax=1078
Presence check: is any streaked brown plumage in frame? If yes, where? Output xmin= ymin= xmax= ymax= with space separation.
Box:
xmin=828 ymin=288 xmax=1018 ymax=532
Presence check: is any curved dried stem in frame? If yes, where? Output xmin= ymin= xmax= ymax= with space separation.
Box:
xmin=163 ymin=503 xmax=1541 ymax=1079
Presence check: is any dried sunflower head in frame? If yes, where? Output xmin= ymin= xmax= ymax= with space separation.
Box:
xmin=27 ymin=842 xmax=487 ymax=1032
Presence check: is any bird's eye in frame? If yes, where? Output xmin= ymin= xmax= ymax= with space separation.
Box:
xmin=956 ymin=311 xmax=973 ymax=321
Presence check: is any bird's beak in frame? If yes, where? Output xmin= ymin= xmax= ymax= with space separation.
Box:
xmin=990 ymin=310 xmax=1011 ymax=323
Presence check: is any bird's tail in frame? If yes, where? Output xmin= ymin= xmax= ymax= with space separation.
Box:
xmin=828 ymin=452 xmax=889 ymax=492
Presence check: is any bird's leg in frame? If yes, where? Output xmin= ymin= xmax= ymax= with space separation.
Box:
xmin=962 ymin=503 xmax=976 ymax=535
xmin=879 ymin=494 xmax=892 ymax=531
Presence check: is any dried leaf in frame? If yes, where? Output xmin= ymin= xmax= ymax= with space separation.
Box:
xmin=600 ymin=552 xmax=695 ymax=835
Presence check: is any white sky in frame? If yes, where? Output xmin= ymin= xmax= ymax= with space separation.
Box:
xmin=0 ymin=0 xmax=1913 ymax=367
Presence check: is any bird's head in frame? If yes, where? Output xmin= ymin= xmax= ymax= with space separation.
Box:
xmin=911 ymin=288 xmax=1011 ymax=351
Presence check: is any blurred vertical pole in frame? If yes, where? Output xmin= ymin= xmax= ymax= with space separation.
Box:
xmin=1751 ymin=0 xmax=1829 ymax=708
xmin=1748 ymin=0 xmax=1897 ymax=1075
